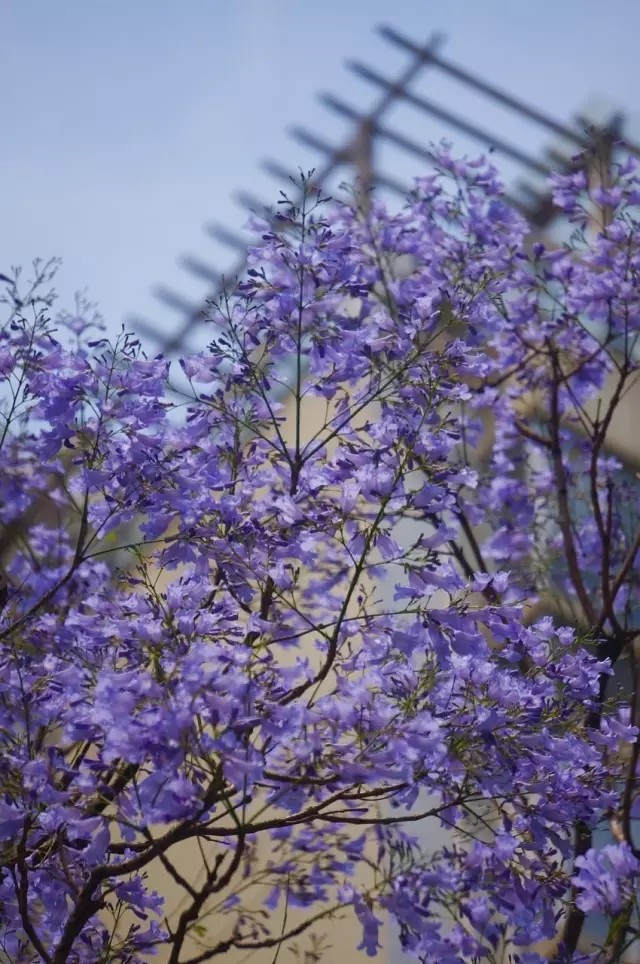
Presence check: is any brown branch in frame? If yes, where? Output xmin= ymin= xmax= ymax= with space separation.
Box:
xmin=167 ymin=836 xmax=245 ymax=964
xmin=606 ymin=529 xmax=640 ymax=620
xmin=550 ymin=820 xmax=593 ymax=963
xmin=12 ymin=825 xmax=52 ymax=964
xmin=181 ymin=902 xmax=344 ymax=964
xmin=548 ymin=349 xmax=596 ymax=625
xmin=588 ymin=361 xmax=632 ymax=632
xmin=514 ymin=418 xmax=553 ymax=449
xmin=151 ymin=844 xmax=199 ymax=901
xmin=621 ymin=642 xmax=640 ymax=858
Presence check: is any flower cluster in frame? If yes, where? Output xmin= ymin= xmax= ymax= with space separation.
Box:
xmin=1 ymin=150 xmax=640 ymax=962
xmin=574 ymin=843 xmax=640 ymax=915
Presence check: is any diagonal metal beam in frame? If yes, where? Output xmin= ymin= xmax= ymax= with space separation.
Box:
xmin=141 ymin=23 xmax=630 ymax=356
xmin=233 ymin=190 xmax=272 ymax=215
xmin=367 ymin=32 xmax=445 ymax=123
xmin=261 ymin=158 xmax=299 ymax=183
xmin=378 ymin=24 xmax=593 ymax=148
xmin=375 ymin=171 xmax=413 ymax=197
xmin=143 ymin=33 xmax=447 ymax=353
xmin=334 ymin=77 xmax=552 ymax=177
xmin=179 ymin=256 xmax=221 ymax=285
xmin=204 ymin=224 xmax=249 ymax=252
xmin=153 ymin=286 xmax=200 ymax=316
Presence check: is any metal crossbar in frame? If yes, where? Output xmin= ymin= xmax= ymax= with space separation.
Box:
xmin=132 ymin=23 xmax=638 ymax=355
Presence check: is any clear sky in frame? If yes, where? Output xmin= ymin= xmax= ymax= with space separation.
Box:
xmin=2 ymin=1 xmax=639 ymax=350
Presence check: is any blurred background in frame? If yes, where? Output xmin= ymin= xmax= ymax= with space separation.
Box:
xmin=2 ymin=0 xmax=639 ymax=348
xmin=2 ymin=6 xmax=639 ymax=960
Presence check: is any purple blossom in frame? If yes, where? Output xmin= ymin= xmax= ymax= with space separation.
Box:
xmin=0 ymin=153 xmax=639 ymax=961
xmin=574 ymin=843 xmax=640 ymax=914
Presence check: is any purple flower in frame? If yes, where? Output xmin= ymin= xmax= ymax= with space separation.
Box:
xmin=0 ymin=801 xmax=24 ymax=841
xmin=353 ymin=890 xmax=383 ymax=957
xmin=574 ymin=843 xmax=640 ymax=914
xmin=2 ymin=151 xmax=640 ymax=962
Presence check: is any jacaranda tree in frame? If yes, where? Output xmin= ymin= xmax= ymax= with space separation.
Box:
xmin=1 ymin=146 xmax=640 ymax=963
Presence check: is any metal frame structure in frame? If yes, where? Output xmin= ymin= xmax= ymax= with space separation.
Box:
xmin=132 ymin=23 xmax=638 ymax=356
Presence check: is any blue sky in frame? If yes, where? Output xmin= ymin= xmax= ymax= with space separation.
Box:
xmin=3 ymin=1 xmax=639 ymax=350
